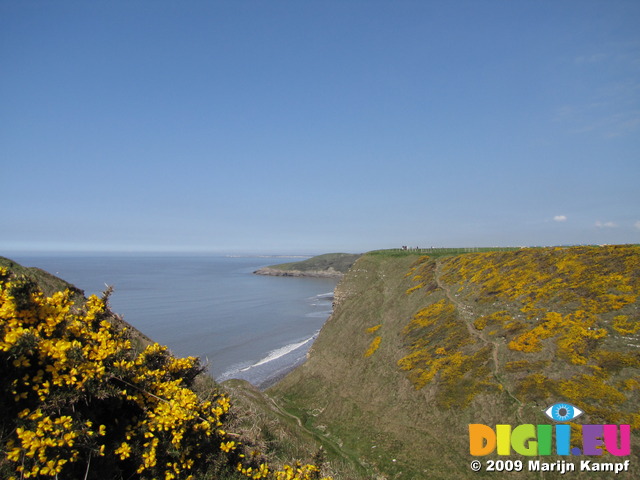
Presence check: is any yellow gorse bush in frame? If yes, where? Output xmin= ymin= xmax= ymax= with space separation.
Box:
xmin=0 ymin=268 xmax=328 ymax=480
xmin=435 ymin=246 xmax=640 ymax=425
xmin=363 ymin=324 xmax=382 ymax=357
xmin=396 ymin=246 xmax=640 ymax=420
xmin=440 ymin=246 xmax=640 ymax=364
xmin=397 ymin=295 xmax=497 ymax=406
xmin=441 ymin=245 xmax=639 ymax=318
xmin=363 ymin=336 xmax=381 ymax=358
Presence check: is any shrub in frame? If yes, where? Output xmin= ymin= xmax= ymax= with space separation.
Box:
xmin=364 ymin=337 xmax=381 ymax=358
xmin=0 ymin=268 xmax=328 ymax=480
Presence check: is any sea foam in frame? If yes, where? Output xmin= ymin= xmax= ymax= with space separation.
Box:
xmin=246 ymin=333 xmax=317 ymax=369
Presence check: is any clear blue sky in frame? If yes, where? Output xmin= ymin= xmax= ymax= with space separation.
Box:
xmin=1 ymin=0 xmax=639 ymax=254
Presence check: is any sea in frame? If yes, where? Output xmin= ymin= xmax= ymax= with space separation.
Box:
xmin=6 ymin=253 xmax=338 ymax=388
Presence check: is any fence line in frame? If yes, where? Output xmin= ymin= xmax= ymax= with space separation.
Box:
xmin=382 ymin=246 xmax=524 ymax=255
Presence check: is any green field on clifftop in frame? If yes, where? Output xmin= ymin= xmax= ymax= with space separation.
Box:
xmin=262 ymin=253 xmax=362 ymax=274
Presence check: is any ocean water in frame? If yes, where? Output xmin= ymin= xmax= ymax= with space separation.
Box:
xmin=7 ymin=253 xmax=338 ymax=387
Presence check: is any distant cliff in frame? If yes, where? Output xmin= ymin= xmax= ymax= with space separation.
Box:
xmin=254 ymin=253 xmax=362 ymax=278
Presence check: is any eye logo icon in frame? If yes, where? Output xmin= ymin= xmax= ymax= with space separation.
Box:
xmin=544 ymin=403 xmax=583 ymax=422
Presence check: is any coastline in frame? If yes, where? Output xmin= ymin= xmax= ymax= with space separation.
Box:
xmin=217 ymin=329 xmax=326 ymax=389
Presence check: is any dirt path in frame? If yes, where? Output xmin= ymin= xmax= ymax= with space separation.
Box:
xmin=434 ymin=262 xmax=500 ymax=374
xmin=267 ymin=396 xmax=304 ymax=429
xmin=434 ymin=262 xmax=524 ymax=419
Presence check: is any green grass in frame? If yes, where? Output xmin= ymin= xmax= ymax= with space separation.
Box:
xmin=222 ymin=379 xmax=367 ymax=479
xmin=270 ymin=253 xmax=464 ymax=479
xmin=368 ymin=246 xmax=524 ymax=258
xmin=265 ymin=253 xmax=362 ymax=273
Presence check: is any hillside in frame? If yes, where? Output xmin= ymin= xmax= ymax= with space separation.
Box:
xmin=269 ymin=245 xmax=640 ymax=479
xmin=254 ymin=253 xmax=362 ymax=278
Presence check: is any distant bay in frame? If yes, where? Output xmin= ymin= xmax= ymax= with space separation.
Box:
xmin=7 ymin=253 xmax=338 ymax=387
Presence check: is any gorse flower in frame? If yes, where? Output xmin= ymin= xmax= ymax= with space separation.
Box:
xmin=0 ymin=268 xmax=329 ymax=480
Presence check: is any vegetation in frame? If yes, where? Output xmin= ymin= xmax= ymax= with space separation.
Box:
xmin=439 ymin=245 xmax=640 ymax=428
xmin=397 ymin=297 xmax=497 ymax=406
xmin=0 ymin=266 xmax=328 ymax=480
xmin=0 ymin=256 xmax=153 ymax=351
xmin=257 ymin=254 xmax=361 ymax=275
xmin=369 ymin=246 xmax=523 ymax=258
xmin=363 ymin=336 xmax=381 ymax=358
xmin=270 ymin=252 xmax=473 ymax=479
xmin=271 ymin=246 xmax=640 ymax=479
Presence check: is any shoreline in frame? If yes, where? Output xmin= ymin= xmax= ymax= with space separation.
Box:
xmin=217 ymin=331 xmax=322 ymax=390
xmin=256 ymin=361 xmax=302 ymax=390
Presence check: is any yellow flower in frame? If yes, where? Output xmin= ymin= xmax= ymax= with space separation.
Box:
xmin=220 ymin=440 xmax=237 ymax=452
xmin=115 ymin=442 xmax=132 ymax=460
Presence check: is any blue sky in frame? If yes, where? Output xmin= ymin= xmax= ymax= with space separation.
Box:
xmin=1 ymin=0 xmax=639 ymax=254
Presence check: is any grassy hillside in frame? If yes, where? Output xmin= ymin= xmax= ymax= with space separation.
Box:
xmin=0 ymin=256 xmax=85 ymax=300
xmin=223 ymin=379 xmax=366 ymax=479
xmin=269 ymin=245 xmax=640 ymax=479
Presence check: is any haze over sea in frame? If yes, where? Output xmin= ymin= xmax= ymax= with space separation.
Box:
xmin=7 ymin=253 xmax=338 ymax=388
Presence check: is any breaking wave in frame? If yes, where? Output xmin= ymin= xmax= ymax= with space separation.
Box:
xmin=244 ymin=333 xmax=317 ymax=370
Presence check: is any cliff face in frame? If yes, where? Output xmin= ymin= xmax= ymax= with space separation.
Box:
xmin=269 ymin=246 xmax=640 ymax=479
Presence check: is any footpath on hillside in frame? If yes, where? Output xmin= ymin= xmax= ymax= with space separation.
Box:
xmin=434 ymin=261 xmax=524 ymax=420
